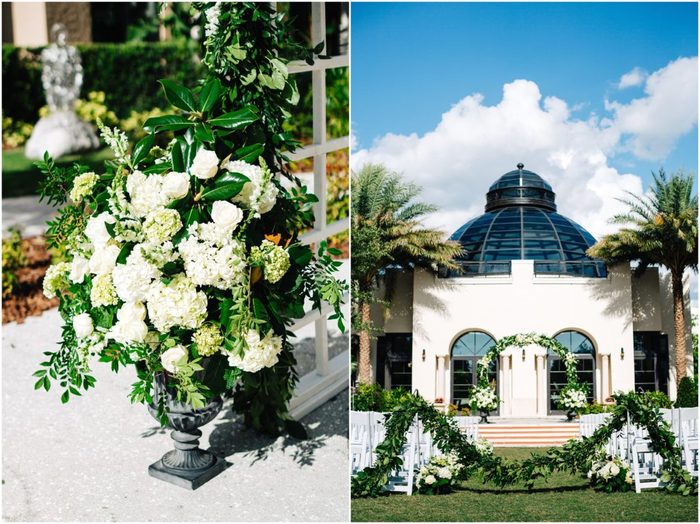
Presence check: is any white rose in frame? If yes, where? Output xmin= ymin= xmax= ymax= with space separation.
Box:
xmin=72 ymin=313 xmax=94 ymax=338
xmin=190 ymin=149 xmax=219 ymax=179
xmin=163 ymin=171 xmax=190 ymax=199
xmin=88 ymin=243 xmax=121 ymax=275
xmin=161 ymin=344 xmax=189 ymax=374
xmin=425 ymin=475 xmax=436 ymax=485
xmin=107 ymin=302 xmax=149 ymax=344
xmin=69 ymin=255 xmax=90 ymax=283
xmin=84 ymin=212 xmax=115 ymax=247
xmin=610 ymin=463 xmax=620 ymax=476
xmin=210 ymin=201 xmax=243 ymax=231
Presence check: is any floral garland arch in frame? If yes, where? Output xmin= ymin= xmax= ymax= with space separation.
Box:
xmin=473 ymin=333 xmax=587 ymax=413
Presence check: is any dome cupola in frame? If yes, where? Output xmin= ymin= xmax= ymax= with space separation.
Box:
xmin=448 ymin=164 xmax=607 ymax=278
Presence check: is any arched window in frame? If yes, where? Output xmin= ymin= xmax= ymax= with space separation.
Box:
xmin=451 ymin=331 xmax=497 ymax=409
xmin=548 ymin=330 xmax=595 ymax=413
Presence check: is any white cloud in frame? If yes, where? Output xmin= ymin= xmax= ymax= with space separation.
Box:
xmin=352 ymin=57 xmax=697 ymax=240
xmin=607 ymin=57 xmax=698 ymax=159
xmin=617 ymin=66 xmax=647 ymax=89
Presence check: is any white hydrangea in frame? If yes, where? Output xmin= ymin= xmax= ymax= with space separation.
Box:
xmin=178 ymin=222 xmax=247 ymax=290
xmin=70 ymin=171 xmax=98 ymax=203
xmin=226 ymin=329 xmax=283 ymax=373
xmin=226 ymin=160 xmax=278 ymax=214
xmin=146 ymin=273 xmax=208 ymax=333
xmin=108 ymin=302 xmax=149 ymax=344
xmin=126 ymin=170 xmax=169 ymax=217
xmin=112 ymin=248 xmax=160 ymax=302
xmin=142 ymin=208 xmax=182 ymax=243
xmin=139 ymin=241 xmax=179 ymax=268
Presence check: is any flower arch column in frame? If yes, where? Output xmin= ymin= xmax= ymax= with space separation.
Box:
xmin=598 ymin=348 xmax=612 ymax=402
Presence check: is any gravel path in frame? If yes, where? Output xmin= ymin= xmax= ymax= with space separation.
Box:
xmin=2 ymin=310 xmax=349 ymax=522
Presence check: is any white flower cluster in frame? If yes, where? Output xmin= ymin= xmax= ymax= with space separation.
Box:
xmin=146 ymin=274 xmax=208 ymax=333
xmin=559 ymin=387 xmax=588 ymax=410
xmin=227 ymin=160 xmax=278 ymax=215
xmin=225 ymin=329 xmax=283 ymax=373
xmin=588 ymin=455 xmax=633 ymax=484
xmin=470 ymin=437 xmax=494 ymax=457
xmin=415 ymin=453 xmax=463 ymax=492
xmin=472 ymin=386 xmax=499 ymax=411
xmin=70 ymin=172 xmax=98 ymax=203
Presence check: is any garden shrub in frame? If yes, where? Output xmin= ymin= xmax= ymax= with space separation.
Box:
xmin=676 ymin=377 xmax=698 ymax=407
xmin=352 ymin=383 xmax=412 ymax=412
xmin=2 ymin=42 xmax=201 ymax=122
xmin=2 ymin=228 xmax=27 ymax=298
xmin=581 ymin=401 xmax=614 ymax=414
xmin=642 ymin=390 xmax=672 ymax=409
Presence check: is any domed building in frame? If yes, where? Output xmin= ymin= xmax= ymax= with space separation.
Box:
xmin=369 ymin=164 xmax=692 ymax=417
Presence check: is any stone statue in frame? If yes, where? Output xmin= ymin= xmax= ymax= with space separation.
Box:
xmin=25 ymin=24 xmax=99 ymax=159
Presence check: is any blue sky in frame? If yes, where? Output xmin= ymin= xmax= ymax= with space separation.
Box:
xmin=352 ymin=2 xmax=698 ymax=184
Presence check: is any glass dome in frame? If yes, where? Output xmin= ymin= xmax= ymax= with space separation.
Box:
xmin=447 ymin=164 xmax=607 ymax=278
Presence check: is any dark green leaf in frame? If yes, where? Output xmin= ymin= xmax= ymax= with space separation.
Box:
xmin=200 ymin=181 xmax=247 ymax=201
xmin=60 ymin=390 xmax=70 ymax=404
xmin=159 ymin=79 xmax=197 ymax=112
xmin=132 ymin=133 xmax=155 ymax=166
xmin=171 ymin=140 xmax=185 ymax=172
xmin=235 ymin=143 xmax=265 ymax=163
xmin=199 ymin=78 xmax=224 ymax=112
xmin=194 ymin=124 xmax=215 ymax=143
xmin=116 ymin=243 xmax=135 ymax=265
xmin=143 ymin=115 xmax=194 ymax=133
xmin=209 ymin=105 xmax=259 ymax=131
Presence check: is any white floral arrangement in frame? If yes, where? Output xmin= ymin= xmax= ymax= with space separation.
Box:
xmin=558 ymin=385 xmax=588 ymax=411
xmin=415 ymin=453 xmax=464 ymax=495
xmin=471 ymin=437 xmax=494 ymax=456
xmin=472 ymin=385 xmax=499 ymax=412
xmin=588 ymin=454 xmax=634 ymax=492
xmin=34 ymin=47 xmax=346 ymax=432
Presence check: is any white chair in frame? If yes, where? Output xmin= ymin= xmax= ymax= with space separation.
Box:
xmin=385 ymin=415 xmax=419 ymax=495
xmin=455 ymin=416 xmax=480 ymax=440
xmin=350 ymin=411 xmax=372 ymax=474
xmin=630 ymin=437 xmax=664 ymax=493
xmin=678 ymin=408 xmax=698 ymax=476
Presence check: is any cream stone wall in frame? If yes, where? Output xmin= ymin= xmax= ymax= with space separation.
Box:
xmin=411 ymin=260 xmax=637 ymax=416
xmin=368 ymin=261 xmax=691 ymax=409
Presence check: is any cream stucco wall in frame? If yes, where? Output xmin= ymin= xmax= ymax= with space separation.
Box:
xmin=410 ymin=260 xmax=637 ymax=416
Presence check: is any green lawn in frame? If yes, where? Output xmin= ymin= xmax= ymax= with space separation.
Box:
xmin=2 ymin=147 xmax=113 ymax=198
xmin=352 ymin=448 xmax=698 ymax=522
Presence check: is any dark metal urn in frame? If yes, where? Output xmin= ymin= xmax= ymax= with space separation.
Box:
xmin=479 ymin=409 xmax=491 ymax=424
xmin=147 ymin=373 xmax=228 ymax=490
xmin=565 ymin=409 xmax=577 ymax=422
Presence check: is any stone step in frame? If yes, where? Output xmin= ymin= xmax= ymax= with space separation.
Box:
xmin=474 ymin=424 xmax=580 ymax=447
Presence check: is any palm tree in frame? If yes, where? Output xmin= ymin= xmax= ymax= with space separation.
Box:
xmin=588 ymin=169 xmax=698 ymax=385
xmin=351 ymin=163 xmax=462 ymax=384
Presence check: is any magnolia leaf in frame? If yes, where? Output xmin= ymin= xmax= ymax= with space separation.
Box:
xmin=143 ymin=115 xmax=193 ymax=133
xmin=209 ymin=105 xmax=259 ymax=130
xmin=199 ymin=77 xmax=224 ymax=113
xmin=159 ymin=79 xmax=197 ymax=112
xmin=132 ymin=133 xmax=154 ymax=165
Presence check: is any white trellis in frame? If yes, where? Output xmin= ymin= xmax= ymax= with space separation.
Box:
xmin=280 ymin=3 xmax=350 ymax=418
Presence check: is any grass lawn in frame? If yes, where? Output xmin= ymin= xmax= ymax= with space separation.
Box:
xmin=2 ymin=147 xmax=113 ymax=198
xmin=351 ymin=448 xmax=698 ymax=522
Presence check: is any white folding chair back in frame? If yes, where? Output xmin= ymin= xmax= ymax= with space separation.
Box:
xmin=630 ymin=438 xmax=664 ymax=493
xmin=678 ymin=409 xmax=699 ymax=477
xmin=350 ymin=411 xmax=372 ymax=474
xmin=385 ymin=416 xmax=419 ymax=495
xmin=455 ymin=416 xmax=480 ymax=440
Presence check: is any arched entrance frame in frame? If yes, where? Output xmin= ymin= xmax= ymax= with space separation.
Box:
xmin=447 ymin=329 xmax=499 ymax=412
xmin=548 ymin=329 xmax=598 ymax=414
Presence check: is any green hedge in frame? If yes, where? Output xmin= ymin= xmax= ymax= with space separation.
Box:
xmin=2 ymin=42 xmax=201 ymax=122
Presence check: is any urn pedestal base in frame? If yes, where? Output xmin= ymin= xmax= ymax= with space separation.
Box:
xmin=149 ymin=454 xmax=228 ymax=490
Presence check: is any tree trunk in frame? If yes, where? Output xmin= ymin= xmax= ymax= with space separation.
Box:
xmin=672 ymin=271 xmax=687 ymax=385
xmin=357 ymin=301 xmax=373 ymax=385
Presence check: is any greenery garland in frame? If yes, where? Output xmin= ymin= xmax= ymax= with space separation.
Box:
xmin=351 ymin=391 xmax=697 ymax=498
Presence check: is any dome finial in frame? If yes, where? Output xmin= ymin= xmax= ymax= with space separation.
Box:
xmin=517 ymin=162 xmax=524 ymax=170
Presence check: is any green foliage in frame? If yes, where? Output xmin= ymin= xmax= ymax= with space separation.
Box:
xmin=351 ymin=391 xmax=697 ymax=498
xmin=581 ymin=401 xmax=614 ymax=414
xmin=675 ymin=377 xmax=698 ymax=407
xmin=2 ymin=115 xmax=33 ymax=148
xmin=643 ymin=390 xmax=673 ymax=409
xmin=2 ymin=227 xmax=27 ymax=298
xmin=351 ymin=383 xmax=413 ymax=412
xmin=2 ymin=42 xmax=201 ymax=122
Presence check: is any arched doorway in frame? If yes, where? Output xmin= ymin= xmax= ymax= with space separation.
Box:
xmin=451 ymin=331 xmax=497 ymax=410
xmin=548 ymin=330 xmax=595 ymax=413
